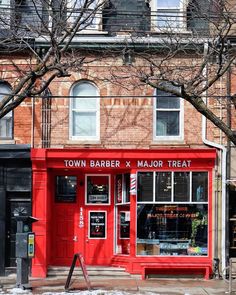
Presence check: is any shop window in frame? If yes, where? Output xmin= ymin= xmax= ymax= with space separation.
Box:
xmin=138 ymin=171 xmax=208 ymax=203
xmin=155 ymin=172 xmax=172 ymax=202
xmin=116 ymin=206 xmax=130 ymax=255
xmin=86 ymin=175 xmax=110 ymax=204
xmin=174 ymin=172 xmax=190 ymax=202
xmin=70 ymin=81 xmax=100 ymax=140
xmin=115 ymin=173 xmax=130 ymax=204
xmin=89 ymin=211 xmax=106 ymax=239
xmin=154 ymin=89 xmax=183 ymax=141
xmin=55 ymin=176 xmax=77 ymax=202
xmin=192 ymin=172 xmax=208 ymax=202
xmin=0 ymin=82 xmax=13 ymax=139
xmin=137 ymin=204 xmax=208 ymax=256
xmin=138 ymin=172 xmax=154 ymax=202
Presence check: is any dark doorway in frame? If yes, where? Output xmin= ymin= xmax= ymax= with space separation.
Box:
xmin=5 ymin=192 xmax=31 ymax=267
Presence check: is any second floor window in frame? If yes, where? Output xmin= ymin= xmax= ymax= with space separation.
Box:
xmin=154 ymin=89 xmax=183 ymax=140
xmin=70 ymin=81 xmax=100 ymax=140
xmin=0 ymin=82 xmax=12 ymax=139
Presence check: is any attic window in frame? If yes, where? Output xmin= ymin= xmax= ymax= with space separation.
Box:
xmin=155 ymin=0 xmax=185 ymax=30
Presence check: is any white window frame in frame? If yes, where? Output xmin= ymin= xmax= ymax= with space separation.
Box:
xmin=153 ymin=89 xmax=184 ymax=142
xmin=67 ymin=0 xmax=101 ymax=33
xmin=70 ymin=81 xmax=100 ymax=141
xmin=0 ymin=0 xmax=11 ymax=30
xmin=151 ymin=0 xmax=187 ymax=31
xmin=0 ymin=82 xmax=13 ymax=140
xmin=137 ymin=171 xmax=209 ymax=204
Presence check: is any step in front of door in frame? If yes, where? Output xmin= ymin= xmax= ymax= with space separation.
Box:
xmin=47 ymin=266 xmax=133 ymax=280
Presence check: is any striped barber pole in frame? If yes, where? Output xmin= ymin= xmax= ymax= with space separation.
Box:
xmin=130 ymin=174 xmax=137 ymax=195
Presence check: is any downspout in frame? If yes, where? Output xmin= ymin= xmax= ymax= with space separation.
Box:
xmin=202 ymin=42 xmax=227 ymax=273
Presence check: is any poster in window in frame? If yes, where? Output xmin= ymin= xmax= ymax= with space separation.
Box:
xmin=87 ymin=175 xmax=109 ymax=204
xmin=89 ymin=211 xmax=106 ymax=238
xmin=115 ymin=174 xmax=123 ymax=203
xmin=120 ymin=212 xmax=130 ymax=239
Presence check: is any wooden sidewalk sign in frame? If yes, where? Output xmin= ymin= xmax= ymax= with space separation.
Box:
xmin=65 ymin=253 xmax=91 ymax=291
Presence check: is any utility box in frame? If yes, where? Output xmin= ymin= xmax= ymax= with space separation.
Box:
xmin=16 ymin=232 xmax=35 ymax=258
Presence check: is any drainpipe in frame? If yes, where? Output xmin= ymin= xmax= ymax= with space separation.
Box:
xmin=202 ymin=42 xmax=227 ymax=273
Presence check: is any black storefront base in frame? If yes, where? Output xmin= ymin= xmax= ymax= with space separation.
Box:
xmin=0 ymin=144 xmax=31 ymax=276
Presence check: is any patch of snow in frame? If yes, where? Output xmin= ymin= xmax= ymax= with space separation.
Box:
xmin=9 ymin=288 xmax=32 ymax=294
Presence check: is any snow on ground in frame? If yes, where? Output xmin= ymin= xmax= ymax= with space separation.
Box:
xmin=1 ymin=291 xmax=160 ymax=295
xmin=0 ymin=291 xmax=193 ymax=295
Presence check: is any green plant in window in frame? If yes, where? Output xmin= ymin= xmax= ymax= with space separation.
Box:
xmin=191 ymin=212 xmax=207 ymax=247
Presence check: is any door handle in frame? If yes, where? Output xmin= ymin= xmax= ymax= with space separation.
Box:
xmin=73 ymin=236 xmax=78 ymax=242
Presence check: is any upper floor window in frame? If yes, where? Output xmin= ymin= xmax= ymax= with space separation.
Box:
xmin=154 ymin=89 xmax=183 ymax=141
xmin=152 ymin=0 xmax=186 ymax=30
xmin=67 ymin=0 xmax=99 ymax=31
xmin=0 ymin=82 xmax=12 ymax=139
xmin=70 ymin=81 xmax=100 ymax=140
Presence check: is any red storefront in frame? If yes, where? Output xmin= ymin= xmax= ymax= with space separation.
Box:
xmin=31 ymin=148 xmax=216 ymax=279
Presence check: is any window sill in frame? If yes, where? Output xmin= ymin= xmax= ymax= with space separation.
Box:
xmin=151 ymin=139 xmax=185 ymax=145
xmin=66 ymin=140 xmax=101 ymax=145
xmin=0 ymin=139 xmax=16 ymax=144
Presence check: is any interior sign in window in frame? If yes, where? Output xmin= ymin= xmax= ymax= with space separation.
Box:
xmin=89 ymin=211 xmax=106 ymax=238
xmin=86 ymin=175 xmax=110 ymax=204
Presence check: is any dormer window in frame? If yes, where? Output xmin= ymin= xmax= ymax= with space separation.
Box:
xmin=67 ymin=0 xmax=100 ymax=31
xmin=152 ymin=0 xmax=186 ymax=30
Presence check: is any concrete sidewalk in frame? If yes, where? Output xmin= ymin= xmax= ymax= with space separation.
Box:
xmin=0 ymin=274 xmax=233 ymax=295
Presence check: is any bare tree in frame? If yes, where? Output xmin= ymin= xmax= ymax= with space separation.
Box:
xmin=0 ymin=0 xmax=106 ymax=118
xmin=0 ymin=0 xmax=236 ymax=145
xmin=98 ymin=0 xmax=236 ymax=145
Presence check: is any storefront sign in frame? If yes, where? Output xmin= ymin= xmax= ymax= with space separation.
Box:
xmin=64 ymin=159 xmax=192 ymax=169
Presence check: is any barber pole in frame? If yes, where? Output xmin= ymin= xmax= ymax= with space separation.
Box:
xmin=130 ymin=174 xmax=137 ymax=195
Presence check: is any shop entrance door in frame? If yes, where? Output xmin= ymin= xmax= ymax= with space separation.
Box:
xmin=52 ymin=174 xmax=113 ymax=266
xmin=53 ymin=203 xmax=78 ymax=265
xmin=84 ymin=209 xmax=112 ymax=265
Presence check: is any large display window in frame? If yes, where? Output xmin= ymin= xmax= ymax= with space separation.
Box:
xmin=137 ymin=204 xmax=208 ymax=256
xmin=137 ymin=171 xmax=209 ymax=256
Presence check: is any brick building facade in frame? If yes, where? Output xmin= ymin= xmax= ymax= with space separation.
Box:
xmin=0 ymin=0 xmax=235 ymax=279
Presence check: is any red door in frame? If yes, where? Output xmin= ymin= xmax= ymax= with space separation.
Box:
xmin=52 ymin=203 xmax=78 ymax=265
xmin=84 ymin=208 xmax=113 ymax=265
xmin=52 ymin=173 xmax=113 ymax=266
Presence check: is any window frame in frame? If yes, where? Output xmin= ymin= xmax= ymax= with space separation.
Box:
xmin=153 ymin=89 xmax=184 ymax=142
xmin=0 ymin=82 xmax=13 ymax=140
xmin=85 ymin=174 xmax=111 ymax=205
xmin=151 ymin=0 xmax=187 ymax=31
xmin=67 ymin=0 xmax=101 ymax=33
xmin=137 ymin=171 xmax=209 ymax=204
xmin=69 ymin=81 xmax=100 ymax=141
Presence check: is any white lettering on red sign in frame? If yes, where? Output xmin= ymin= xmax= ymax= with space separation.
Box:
xmin=89 ymin=160 xmax=120 ymax=168
xmin=167 ymin=160 xmax=191 ymax=168
xmin=137 ymin=160 xmax=163 ymax=168
xmin=64 ymin=160 xmax=86 ymax=167
xmin=63 ymin=159 xmax=192 ymax=168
